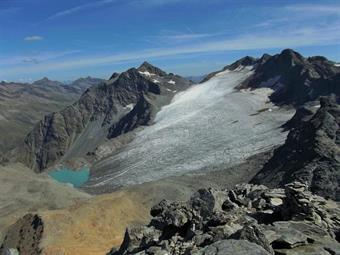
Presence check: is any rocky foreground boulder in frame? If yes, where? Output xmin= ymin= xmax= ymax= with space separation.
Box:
xmin=108 ymin=182 xmax=340 ymax=255
xmin=252 ymin=96 xmax=340 ymax=201
xmin=0 ymin=214 xmax=43 ymax=255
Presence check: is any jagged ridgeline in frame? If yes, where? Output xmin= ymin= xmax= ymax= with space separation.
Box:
xmin=18 ymin=50 xmax=340 ymax=177
xmin=18 ymin=62 xmax=192 ymax=172
xmin=0 ymin=77 xmax=104 ymax=154
xmin=204 ymin=49 xmax=340 ymax=105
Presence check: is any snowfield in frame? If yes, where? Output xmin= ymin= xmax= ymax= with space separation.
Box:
xmin=86 ymin=67 xmax=295 ymax=190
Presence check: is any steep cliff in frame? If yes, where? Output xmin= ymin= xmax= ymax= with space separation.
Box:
xmin=20 ymin=63 xmax=192 ymax=172
xmin=252 ymin=96 xmax=340 ymax=200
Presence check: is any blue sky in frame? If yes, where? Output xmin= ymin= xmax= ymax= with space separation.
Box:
xmin=0 ymin=0 xmax=339 ymax=82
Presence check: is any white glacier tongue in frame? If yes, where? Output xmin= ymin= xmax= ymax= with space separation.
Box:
xmin=87 ymin=68 xmax=294 ymax=190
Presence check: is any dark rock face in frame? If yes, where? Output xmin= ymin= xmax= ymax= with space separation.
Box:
xmin=21 ymin=63 xmax=192 ymax=172
xmin=107 ymin=94 xmax=154 ymax=139
xmin=240 ymin=49 xmax=340 ymax=105
xmin=0 ymin=214 xmax=44 ymax=255
xmin=203 ymin=49 xmax=340 ymax=106
xmin=138 ymin=61 xmax=167 ymax=77
xmin=201 ymin=56 xmax=258 ymax=83
xmin=252 ymin=96 xmax=340 ymax=201
xmin=107 ymin=182 xmax=340 ymax=255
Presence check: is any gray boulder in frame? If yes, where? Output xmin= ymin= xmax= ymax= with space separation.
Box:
xmin=193 ymin=239 xmax=271 ymax=255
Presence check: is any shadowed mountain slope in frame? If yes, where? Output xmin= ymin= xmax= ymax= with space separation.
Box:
xmin=19 ymin=63 xmax=192 ymax=172
xmin=0 ymin=77 xmax=103 ymax=154
xmin=252 ymin=95 xmax=340 ymax=200
xmin=204 ymin=49 xmax=340 ymax=106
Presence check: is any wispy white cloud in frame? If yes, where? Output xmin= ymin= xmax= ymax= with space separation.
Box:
xmin=0 ymin=50 xmax=82 ymax=67
xmin=46 ymin=0 xmax=118 ymax=20
xmin=152 ymin=32 xmax=221 ymax=43
xmin=251 ymin=3 xmax=340 ymax=30
xmin=24 ymin=35 xmax=44 ymax=41
xmin=0 ymin=7 xmax=20 ymax=16
xmin=285 ymin=4 xmax=340 ymax=16
xmin=146 ymin=28 xmax=224 ymax=45
xmin=129 ymin=0 xmax=186 ymax=7
xmin=46 ymin=0 xmax=191 ymax=20
xmin=2 ymin=22 xmax=339 ymax=77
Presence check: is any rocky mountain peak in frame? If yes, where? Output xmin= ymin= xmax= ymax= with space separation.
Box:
xmin=237 ymin=49 xmax=340 ymax=105
xmin=261 ymin=48 xmax=305 ymax=73
xmin=280 ymin=48 xmax=304 ymax=60
xmin=138 ymin=61 xmax=167 ymax=77
xmin=109 ymin=72 xmax=120 ymax=80
xmin=227 ymin=56 xmax=258 ymax=70
xmin=40 ymin=77 xmax=50 ymax=81
xmin=32 ymin=77 xmax=63 ymax=86
xmin=112 ymin=68 xmax=161 ymax=95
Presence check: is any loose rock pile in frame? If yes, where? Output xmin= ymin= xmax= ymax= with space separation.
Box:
xmin=108 ymin=182 xmax=340 ymax=255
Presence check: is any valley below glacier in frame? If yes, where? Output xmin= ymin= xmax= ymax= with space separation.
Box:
xmin=84 ymin=67 xmax=295 ymax=193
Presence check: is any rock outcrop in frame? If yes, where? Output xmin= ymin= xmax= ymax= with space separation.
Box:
xmin=204 ymin=49 xmax=340 ymax=106
xmin=20 ymin=63 xmax=192 ymax=172
xmin=240 ymin=49 xmax=340 ymax=105
xmin=252 ymin=96 xmax=340 ymax=201
xmin=107 ymin=182 xmax=340 ymax=255
xmin=0 ymin=214 xmax=44 ymax=255
xmin=201 ymin=56 xmax=258 ymax=83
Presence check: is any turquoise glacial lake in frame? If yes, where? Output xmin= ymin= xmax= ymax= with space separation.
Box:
xmin=49 ymin=167 xmax=90 ymax=187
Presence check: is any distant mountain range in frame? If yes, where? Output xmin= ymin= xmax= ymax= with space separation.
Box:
xmin=0 ymin=77 xmax=104 ymax=154
xmin=185 ymin=75 xmax=206 ymax=83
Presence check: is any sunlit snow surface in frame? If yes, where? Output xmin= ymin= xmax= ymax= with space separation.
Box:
xmin=86 ymin=68 xmax=294 ymax=189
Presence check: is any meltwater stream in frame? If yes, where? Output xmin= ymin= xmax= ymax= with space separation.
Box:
xmin=86 ymin=68 xmax=295 ymax=191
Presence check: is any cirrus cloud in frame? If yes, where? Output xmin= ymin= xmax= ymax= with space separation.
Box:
xmin=24 ymin=35 xmax=44 ymax=41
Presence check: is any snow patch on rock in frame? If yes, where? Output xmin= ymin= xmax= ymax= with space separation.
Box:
xmin=124 ymin=104 xmax=134 ymax=111
xmin=139 ymin=71 xmax=155 ymax=77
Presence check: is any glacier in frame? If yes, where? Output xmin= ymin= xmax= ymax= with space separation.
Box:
xmin=85 ymin=67 xmax=294 ymax=190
